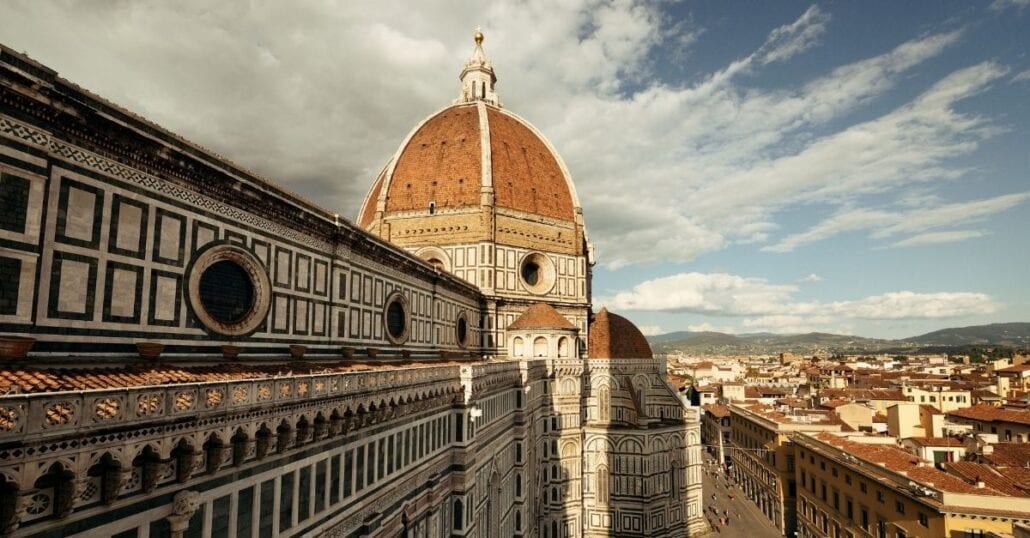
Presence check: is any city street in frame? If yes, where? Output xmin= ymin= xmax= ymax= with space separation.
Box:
xmin=701 ymin=457 xmax=782 ymax=538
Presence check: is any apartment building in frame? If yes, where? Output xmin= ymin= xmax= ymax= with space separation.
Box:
xmin=947 ymin=406 xmax=1030 ymax=442
xmin=702 ymin=404 xmax=731 ymax=466
xmin=793 ymin=432 xmax=1030 ymax=538
xmin=728 ymin=403 xmax=843 ymax=535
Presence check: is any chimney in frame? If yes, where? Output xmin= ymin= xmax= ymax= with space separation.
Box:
xmin=975 ymin=475 xmax=985 ymax=489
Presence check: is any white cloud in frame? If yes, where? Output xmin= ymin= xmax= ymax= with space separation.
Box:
xmin=1012 ymin=69 xmax=1030 ymax=83
xmin=686 ymin=323 xmax=738 ymax=334
xmin=740 ymin=315 xmax=841 ymax=335
xmin=637 ymin=325 xmax=664 ymax=336
xmin=764 ymin=209 xmax=893 ymax=253
xmin=991 ymin=0 xmax=1030 ymax=11
xmin=756 ymin=5 xmax=830 ymax=65
xmin=837 ymin=291 xmax=997 ymax=319
xmin=706 ymin=61 xmax=1007 ymax=231
xmin=600 ymin=272 xmax=998 ymax=326
xmin=888 ymin=230 xmax=985 ymax=248
xmin=553 ymin=20 xmax=985 ymax=266
xmin=800 ymin=273 xmax=824 ymax=283
xmin=602 ymin=272 xmax=802 ymax=315
xmin=765 ymin=192 xmax=1028 ymax=252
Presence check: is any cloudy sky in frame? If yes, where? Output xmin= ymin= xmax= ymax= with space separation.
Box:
xmin=2 ymin=1 xmax=1027 ymax=338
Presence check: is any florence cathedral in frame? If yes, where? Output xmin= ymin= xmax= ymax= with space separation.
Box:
xmin=0 ymin=31 xmax=704 ymax=537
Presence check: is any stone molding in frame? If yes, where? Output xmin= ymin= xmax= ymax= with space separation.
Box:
xmin=0 ymin=365 xmax=462 ymax=444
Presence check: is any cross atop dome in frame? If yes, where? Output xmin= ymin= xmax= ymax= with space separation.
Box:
xmin=456 ymin=27 xmax=501 ymax=107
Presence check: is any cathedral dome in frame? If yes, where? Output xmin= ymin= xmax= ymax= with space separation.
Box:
xmin=588 ymin=308 xmax=653 ymax=359
xmin=357 ymin=31 xmax=582 ymax=232
xmin=358 ymin=103 xmax=578 ymax=227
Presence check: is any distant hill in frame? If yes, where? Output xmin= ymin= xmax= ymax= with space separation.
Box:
xmin=646 ymin=322 xmax=1030 ymax=355
xmin=647 ymin=331 xmax=899 ymax=355
xmin=904 ymin=322 xmax=1030 ymax=347
xmin=646 ymin=331 xmax=696 ymax=343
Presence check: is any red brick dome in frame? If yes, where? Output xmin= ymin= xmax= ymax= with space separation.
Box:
xmin=588 ymin=308 xmax=653 ymax=359
xmin=358 ymin=103 xmax=579 ymax=227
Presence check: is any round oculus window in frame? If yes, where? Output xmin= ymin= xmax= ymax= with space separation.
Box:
xmin=383 ymin=292 xmax=409 ymax=344
xmin=521 ymin=261 xmax=540 ymax=286
xmin=518 ymin=252 xmax=556 ymax=295
xmin=198 ymin=260 xmax=255 ymax=324
xmin=186 ymin=244 xmax=271 ymax=337
xmin=455 ymin=311 xmax=469 ymax=348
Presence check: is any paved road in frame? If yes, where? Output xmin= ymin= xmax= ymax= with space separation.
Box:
xmin=700 ymin=457 xmax=782 ymax=537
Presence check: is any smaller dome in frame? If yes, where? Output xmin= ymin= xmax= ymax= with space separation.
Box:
xmin=588 ymin=308 xmax=653 ymax=359
xmin=508 ymin=303 xmax=577 ymax=331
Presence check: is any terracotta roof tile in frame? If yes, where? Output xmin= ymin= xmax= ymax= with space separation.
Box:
xmin=358 ymin=166 xmax=387 ymax=228
xmin=740 ymin=404 xmax=843 ymax=427
xmin=361 ymin=104 xmax=577 ymax=226
xmin=487 ymin=108 xmax=574 ymax=221
xmin=819 ymin=388 xmax=906 ymax=401
xmin=944 ymin=462 xmax=1030 ymax=497
xmin=948 ymin=405 xmax=1030 ymax=426
xmin=907 ymin=437 xmax=964 ymax=447
xmin=703 ymin=404 xmax=731 ymax=418
xmin=587 ymin=308 xmax=652 ymax=359
xmin=384 ymin=105 xmax=482 ymax=214
xmin=812 ymin=433 xmax=1023 ymax=497
xmin=984 ymin=443 xmax=1030 ymax=467
xmin=919 ymin=404 xmax=942 ymax=414
xmin=507 ymin=303 xmax=577 ymax=330
xmin=997 ymin=364 xmax=1030 ymax=373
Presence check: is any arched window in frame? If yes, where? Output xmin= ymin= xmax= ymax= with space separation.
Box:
xmin=513 ymin=337 xmax=524 ymax=357
xmin=515 ymin=510 xmax=522 ymax=531
xmin=453 ymin=499 xmax=463 ymax=530
xmin=551 ymin=487 xmax=558 ymax=503
xmin=551 ymin=521 xmax=559 ymax=538
xmin=558 ymin=337 xmax=569 ymax=357
xmin=597 ymin=465 xmax=610 ymax=504
xmin=171 ymin=439 xmax=197 ymax=482
xmin=231 ymin=429 xmax=249 ymax=466
xmin=33 ymin=463 xmax=74 ymax=519
xmin=89 ymin=452 xmax=123 ymax=503
xmin=533 ymin=336 xmax=548 ymax=357
xmin=515 ymin=473 xmax=522 ymax=497
xmin=598 ymin=386 xmax=611 ymax=423
xmin=133 ymin=446 xmax=163 ymax=493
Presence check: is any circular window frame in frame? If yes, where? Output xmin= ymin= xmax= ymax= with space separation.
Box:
xmin=455 ymin=310 xmax=470 ymax=349
xmin=518 ymin=252 xmax=556 ymax=295
xmin=383 ymin=291 xmax=410 ymax=345
xmin=185 ymin=243 xmax=271 ymax=337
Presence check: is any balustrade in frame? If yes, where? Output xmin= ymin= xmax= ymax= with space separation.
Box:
xmin=0 ymin=362 xmax=485 ymax=534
